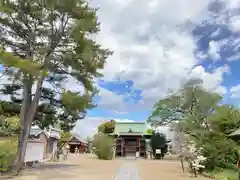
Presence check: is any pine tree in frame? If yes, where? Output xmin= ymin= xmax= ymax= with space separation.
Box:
xmin=0 ymin=0 xmax=111 ymax=172
xmin=0 ymin=84 xmax=58 ymax=129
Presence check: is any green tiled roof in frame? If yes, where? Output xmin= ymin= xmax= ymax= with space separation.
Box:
xmin=113 ymin=122 xmax=147 ymax=134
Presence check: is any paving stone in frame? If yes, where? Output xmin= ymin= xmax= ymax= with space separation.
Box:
xmin=113 ymin=161 xmax=140 ymax=180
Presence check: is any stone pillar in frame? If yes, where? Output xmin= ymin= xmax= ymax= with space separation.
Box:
xmin=112 ymin=145 xmax=116 ymax=159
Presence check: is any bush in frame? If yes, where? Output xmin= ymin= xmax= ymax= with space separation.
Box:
xmin=0 ymin=140 xmax=17 ymax=173
xmin=197 ymin=133 xmax=239 ymax=170
xmin=92 ymin=133 xmax=114 ymax=160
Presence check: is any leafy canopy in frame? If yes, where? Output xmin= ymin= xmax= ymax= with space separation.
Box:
xmin=148 ymin=78 xmax=239 ymax=170
xmin=97 ymin=120 xmax=116 ymax=134
xmin=0 ymin=0 xmax=112 ymax=170
xmin=0 ymin=116 xmax=20 ymax=136
xmin=92 ymin=133 xmax=114 ymax=160
xmin=0 ymin=0 xmax=112 ymax=131
xmin=151 ymin=132 xmax=168 ymax=158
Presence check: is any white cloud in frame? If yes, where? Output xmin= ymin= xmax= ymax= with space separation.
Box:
xmin=230 ymin=84 xmax=240 ymax=99
xmin=226 ymin=0 xmax=240 ymax=9
xmin=189 ymin=65 xmax=229 ymax=95
xmin=88 ymin=0 xmax=233 ymax=111
xmin=230 ymin=16 xmax=240 ymax=32
xmin=208 ymin=41 xmax=221 ymax=61
xmin=97 ymin=87 xmax=126 ymax=110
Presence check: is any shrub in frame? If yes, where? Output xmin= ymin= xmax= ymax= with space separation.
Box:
xmin=0 ymin=140 xmax=17 ymax=173
xmin=92 ymin=133 xmax=114 ymax=160
xmin=196 ymin=133 xmax=239 ymax=170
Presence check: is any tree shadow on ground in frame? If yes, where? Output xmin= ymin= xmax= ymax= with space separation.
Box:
xmin=21 ymin=163 xmax=80 ymax=179
xmin=31 ymin=163 xmax=80 ymax=170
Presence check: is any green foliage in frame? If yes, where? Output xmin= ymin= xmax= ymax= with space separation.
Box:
xmin=0 ymin=116 xmax=20 ymax=136
xmin=92 ymin=133 xmax=114 ymax=160
xmin=0 ymin=0 xmax=112 ymax=171
xmin=196 ymin=132 xmax=239 ymax=170
xmin=0 ymin=49 xmax=47 ymax=77
xmin=207 ymin=168 xmax=238 ymax=180
xmin=0 ymin=140 xmax=17 ymax=173
xmin=97 ymin=120 xmax=116 ymax=134
xmin=209 ymin=105 xmax=240 ymax=135
xmin=0 ymin=0 xmax=112 ymax=133
xmin=0 ymin=85 xmax=58 ymax=130
xmin=58 ymin=131 xmax=72 ymax=149
xmin=146 ymin=128 xmax=153 ymax=135
xmin=151 ymin=132 xmax=168 ymax=159
xmin=149 ymin=78 xmax=240 ymax=170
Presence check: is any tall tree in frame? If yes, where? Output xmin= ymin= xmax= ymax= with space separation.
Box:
xmin=148 ymin=78 xmax=221 ymax=138
xmin=0 ymin=0 xmax=111 ymax=172
xmin=0 ymin=84 xmax=58 ymax=129
xmin=151 ymin=131 xmax=168 ymax=159
xmin=148 ymin=78 xmax=239 ymax=170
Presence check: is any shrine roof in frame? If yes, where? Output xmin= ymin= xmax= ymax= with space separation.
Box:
xmin=113 ymin=122 xmax=147 ymax=135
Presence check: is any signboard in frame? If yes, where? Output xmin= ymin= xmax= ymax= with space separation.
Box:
xmin=156 ymin=149 xmax=161 ymax=154
xmin=25 ymin=141 xmax=44 ymax=162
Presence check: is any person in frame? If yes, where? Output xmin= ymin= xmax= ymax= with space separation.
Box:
xmin=74 ymin=146 xmax=79 ymax=155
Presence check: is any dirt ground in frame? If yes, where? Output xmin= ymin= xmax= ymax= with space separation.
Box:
xmin=137 ymin=159 xmax=210 ymax=180
xmin=10 ymin=154 xmax=210 ymax=180
xmin=14 ymin=154 xmax=123 ymax=180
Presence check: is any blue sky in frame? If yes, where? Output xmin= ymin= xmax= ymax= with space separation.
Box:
xmin=73 ymin=0 xmax=240 ymax=138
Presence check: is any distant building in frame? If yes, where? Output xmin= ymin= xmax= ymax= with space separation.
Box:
xmin=112 ymin=122 xmax=152 ymax=158
xmin=29 ymin=126 xmax=61 ymax=160
xmin=68 ymin=135 xmax=88 ymax=153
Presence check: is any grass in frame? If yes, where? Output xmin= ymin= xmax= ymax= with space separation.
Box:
xmin=207 ymin=168 xmax=239 ymax=180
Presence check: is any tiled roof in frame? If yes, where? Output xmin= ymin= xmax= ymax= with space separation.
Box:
xmin=113 ymin=122 xmax=147 ymax=134
xmin=29 ymin=126 xmax=61 ymax=139
xmin=29 ymin=127 xmax=42 ymax=136
xmin=70 ymin=134 xmax=87 ymax=144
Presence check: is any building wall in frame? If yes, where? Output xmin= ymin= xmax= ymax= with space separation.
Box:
xmin=115 ymin=136 xmax=146 ymax=157
xmin=79 ymin=143 xmax=86 ymax=153
xmin=39 ymin=133 xmax=48 ymax=158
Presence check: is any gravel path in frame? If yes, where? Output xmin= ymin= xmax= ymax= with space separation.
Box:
xmin=113 ymin=160 xmax=140 ymax=180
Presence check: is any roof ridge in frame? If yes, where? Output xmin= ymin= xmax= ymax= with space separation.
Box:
xmin=115 ymin=122 xmax=146 ymax=124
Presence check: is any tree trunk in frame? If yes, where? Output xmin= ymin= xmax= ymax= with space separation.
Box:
xmin=180 ymin=157 xmax=184 ymax=173
xmin=13 ymin=121 xmax=31 ymax=174
xmin=13 ymin=77 xmax=32 ymax=174
xmin=13 ymin=76 xmax=43 ymax=173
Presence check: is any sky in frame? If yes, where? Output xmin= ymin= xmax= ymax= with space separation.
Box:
xmin=73 ymin=0 xmax=240 ymax=138
xmin=0 ymin=0 xmax=239 ymax=139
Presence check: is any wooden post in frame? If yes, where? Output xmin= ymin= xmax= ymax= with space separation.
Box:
xmin=121 ymin=139 xmax=123 ymax=157
xmin=138 ymin=138 xmax=140 ymax=157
